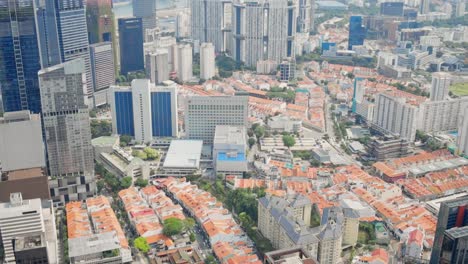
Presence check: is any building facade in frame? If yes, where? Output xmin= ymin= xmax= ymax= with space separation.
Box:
xmin=118 ymin=18 xmax=144 ymax=75
xmin=90 ymin=42 xmax=115 ymax=92
xmin=0 ymin=193 xmax=58 ymax=264
xmin=458 ymin=107 xmax=468 ymax=156
xmin=38 ymin=59 xmax=95 ymax=205
xmin=0 ymin=0 xmax=42 ymax=113
xmin=213 ymin=126 xmax=248 ymax=176
xmin=419 ymin=97 xmax=468 ymax=133
xmin=191 ymin=0 xmax=231 ymax=52
xmin=110 ymin=79 xmax=179 ymax=142
xmin=430 ymin=72 xmax=451 ymax=101
xmin=176 ymin=44 xmax=193 ymax=82
xmin=185 ymin=96 xmax=249 ymax=144
xmin=348 ymin=16 xmax=366 ymax=50
xmin=232 ymin=0 xmax=297 ymax=67
xmin=372 ymin=93 xmax=419 ymax=141
xmin=146 ymin=51 xmax=170 ymax=84
xmin=133 ymin=0 xmax=157 ymax=36
xmin=86 ymin=0 xmax=114 ymax=44
xmin=200 ymin=42 xmax=216 ymax=80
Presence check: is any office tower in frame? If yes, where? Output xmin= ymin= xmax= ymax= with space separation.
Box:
xmin=297 ymin=0 xmax=313 ymax=33
xmin=200 ymin=43 xmax=216 ymax=80
xmin=86 ymin=0 xmax=114 ymax=44
xmin=90 ymin=42 xmax=115 ymax=92
xmin=430 ymin=72 xmax=451 ymax=101
xmin=133 ymin=0 xmax=157 ymax=35
xmin=430 ymin=196 xmax=468 ymax=263
xmin=176 ymin=10 xmax=191 ymax=38
xmin=380 ymin=2 xmax=404 ymax=16
xmin=372 ymin=93 xmax=420 ymax=141
xmin=348 ymin=16 xmax=366 ymax=50
xmin=185 ymin=96 xmax=249 ymax=144
xmin=191 ymin=0 xmax=231 ymax=52
xmin=38 ymin=59 xmax=95 ymax=205
xmin=0 ymin=193 xmax=58 ymax=264
xmin=458 ymin=107 xmax=468 ymax=156
xmin=232 ymin=0 xmax=297 ymax=67
xmin=0 ymin=0 xmax=42 ymax=113
xmin=177 ymin=44 xmax=193 ymax=82
xmin=352 ymin=78 xmax=365 ymax=113
xmin=419 ymin=0 xmax=430 ymax=14
xmin=146 ymin=51 xmax=170 ymax=84
xmin=110 ymin=80 xmax=179 ymax=142
xmin=118 ymin=18 xmax=145 ymax=75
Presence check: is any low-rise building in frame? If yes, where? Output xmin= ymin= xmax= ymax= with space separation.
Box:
xmin=368 ymin=137 xmax=409 ymax=161
xmin=161 ymin=140 xmax=203 ymax=177
xmin=213 ymin=126 xmax=248 ymax=177
xmin=268 ymin=115 xmax=303 ymax=133
xmin=264 ymin=247 xmax=319 ymax=264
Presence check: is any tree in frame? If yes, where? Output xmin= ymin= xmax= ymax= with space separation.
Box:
xmin=254 ymin=126 xmax=265 ymax=138
xmin=120 ymin=176 xmax=132 ymax=189
xmin=163 ymin=218 xmax=185 ymax=236
xmin=143 ymin=147 xmax=159 ymax=160
xmin=248 ymin=137 xmax=256 ymax=148
xmin=183 ymin=218 xmax=196 ymax=231
xmin=97 ymin=180 xmax=105 ymax=193
xmin=132 ymin=150 xmax=147 ymax=160
xmin=189 ymin=232 xmax=196 ymax=242
xmin=91 ymin=120 xmax=112 ymax=139
xmin=282 ymin=134 xmax=296 ymax=148
xmin=134 ymin=178 xmax=149 ymax=188
xmin=346 ymin=72 xmax=355 ymax=79
xmin=134 ymin=237 xmax=150 ymax=253
xmin=205 ymin=255 xmax=217 ymax=264
xmin=120 ymin=135 xmax=132 ymax=147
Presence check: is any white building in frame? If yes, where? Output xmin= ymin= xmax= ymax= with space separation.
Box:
xmin=200 ymin=42 xmax=216 ymax=80
xmin=213 ymin=126 xmax=248 ymax=176
xmin=419 ymin=97 xmax=468 ymax=133
xmin=372 ymin=93 xmax=420 ymax=141
xmin=232 ymin=0 xmax=297 ymax=67
xmin=0 ymin=193 xmax=58 ymax=264
xmin=89 ymin=42 xmax=115 ymax=92
xmin=110 ymin=79 xmax=179 ymax=143
xmin=185 ymin=96 xmax=249 ymax=144
xmin=146 ymin=51 xmax=170 ymax=84
xmin=458 ymin=106 xmax=468 ymax=156
xmin=162 ymin=140 xmax=203 ymax=176
xmin=0 ymin=111 xmax=45 ymax=172
xmin=430 ymin=72 xmax=451 ymax=101
xmin=176 ymin=44 xmax=193 ymax=82
xmin=268 ymin=115 xmax=302 ymax=133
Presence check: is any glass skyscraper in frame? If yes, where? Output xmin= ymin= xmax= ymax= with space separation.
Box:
xmin=118 ymin=18 xmax=144 ymax=75
xmin=0 ymin=0 xmax=42 ymax=113
xmin=348 ymin=16 xmax=366 ymax=50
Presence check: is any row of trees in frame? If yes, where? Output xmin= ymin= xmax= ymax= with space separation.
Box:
xmin=132 ymin=147 xmax=159 ymax=161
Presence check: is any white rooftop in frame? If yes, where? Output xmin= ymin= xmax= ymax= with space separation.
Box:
xmin=214 ymin=125 xmax=246 ymax=146
xmin=163 ymin=140 xmax=203 ymax=169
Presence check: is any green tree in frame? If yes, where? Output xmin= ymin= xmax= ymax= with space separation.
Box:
xmin=183 ymin=218 xmax=196 ymax=231
xmin=163 ymin=218 xmax=185 ymax=236
xmin=134 ymin=178 xmax=149 ymax=188
xmin=143 ymin=147 xmax=159 ymax=160
xmin=120 ymin=177 xmax=132 ymax=189
xmin=189 ymin=233 xmax=196 ymax=242
xmin=205 ymin=255 xmax=217 ymax=264
xmin=254 ymin=126 xmax=265 ymax=138
xmin=134 ymin=237 xmax=150 ymax=253
xmin=120 ymin=135 xmax=132 ymax=147
xmin=248 ymin=137 xmax=256 ymax=148
xmin=132 ymin=150 xmax=147 ymax=160
xmin=282 ymin=135 xmax=296 ymax=148
xmin=91 ymin=120 xmax=112 ymax=139
xmin=97 ymin=180 xmax=105 ymax=193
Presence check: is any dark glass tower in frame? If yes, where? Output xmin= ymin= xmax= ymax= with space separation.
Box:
xmin=118 ymin=18 xmax=144 ymax=75
xmin=348 ymin=16 xmax=366 ymax=50
xmin=0 ymin=0 xmax=42 ymax=113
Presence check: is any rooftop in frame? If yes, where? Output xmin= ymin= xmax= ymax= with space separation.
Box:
xmin=163 ymin=140 xmax=203 ymax=169
xmin=214 ymin=125 xmax=247 ymax=146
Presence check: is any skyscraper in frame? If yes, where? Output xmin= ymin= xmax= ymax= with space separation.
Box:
xmin=430 ymin=72 xmax=451 ymax=101
xmin=0 ymin=0 xmax=42 ymax=113
xmin=110 ymin=80 xmax=179 ymax=142
xmin=419 ymin=0 xmax=430 ymax=14
xmin=352 ymin=77 xmax=365 ymax=113
xmin=133 ymin=0 xmax=157 ymax=35
xmin=458 ymin=107 xmax=468 ymax=156
xmin=146 ymin=51 xmax=170 ymax=84
xmin=232 ymin=0 xmax=298 ymax=67
xmin=380 ymin=2 xmax=404 ymax=16
xmin=176 ymin=44 xmax=193 ymax=82
xmin=191 ymin=0 xmax=231 ymax=52
xmin=200 ymin=42 xmax=216 ymax=80
xmin=297 ymin=0 xmax=314 ymax=33
xmin=86 ymin=0 xmax=114 ymax=44
xmin=118 ymin=18 xmax=144 ymax=75
xmin=90 ymin=42 xmax=115 ymax=92
xmin=430 ymin=196 xmax=468 ymax=263
xmin=348 ymin=16 xmax=366 ymax=50
xmin=38 ymin=59 xmax=95 ymax=205
xmin=185 ymin=96 xmax=249 ymax=144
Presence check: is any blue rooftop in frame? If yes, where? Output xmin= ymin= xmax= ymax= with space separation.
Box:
xmin=217 ymin=152 xmax=246 ymax=162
